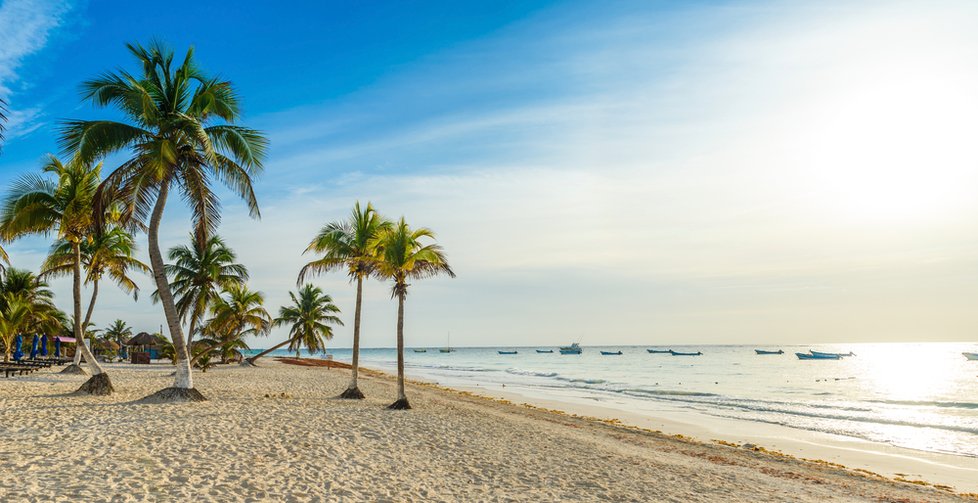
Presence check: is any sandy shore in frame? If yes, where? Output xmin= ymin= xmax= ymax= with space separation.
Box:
xmin=1 ymin=360 xmax=974 ymax=502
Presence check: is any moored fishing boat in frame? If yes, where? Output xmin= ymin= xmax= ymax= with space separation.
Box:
xmin=810 ymin=350 xmax=854 ymax=358
xmin=669 ymin=350 xmax=702 ymax=356
xmin=559 ymin=343 xmax=582 ymax=355
xmin=600 ymin=350 xmax=622 ymax=355
xmin=498 ymin=350 xmax=518 ymax=355
xmin=796 ymin=352 xmax=840 ymax=360
xmin=536 ymin=349 xmax=553 ymax=353
xmin=413 ymin=349 xmax=427 ymax=353
xmin=646 ymin=349 xmax=670 ymax=354
xmin=964 ymin=352 xmax=978 ymax=361
xmin=754 ymin=349 xmax=783 ymax=355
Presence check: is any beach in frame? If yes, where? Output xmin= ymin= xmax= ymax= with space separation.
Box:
xmin=1 ymin=361 xmax=974 ymax=502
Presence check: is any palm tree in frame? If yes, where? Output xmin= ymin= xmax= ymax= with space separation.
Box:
xmin=263 ymin=284 xmax=343 ymax=362
xmin=43 ymin=226 xmax=149 ymax=331
xmin=374 ymin=218 xmax=455 ymax=409
xmin=197 ymin=284 xmax=270 ymax=365
xmin=0 ymin=155 xmax=114 ymax=394
xmin=299 ymin=201 xmax=389 ymax=399
xmin=0 ymin=268 xmax=62 ymax=361
xmin=103 ymin=319 xmax=133 ymax=346
xmin=155 ymin=234 xmax=247 ymax=354
xmin=61 ymin=41 xmax=268 ymax=401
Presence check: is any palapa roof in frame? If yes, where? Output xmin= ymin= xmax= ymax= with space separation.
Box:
xmin=126 ymin=332 xmax=158 ymax=346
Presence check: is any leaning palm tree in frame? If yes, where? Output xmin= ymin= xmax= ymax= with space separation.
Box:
xmin=154 ymin=234 xmax=247 ymax=354
xmin=299 ymin=201 xmax=389 ymax=399
xmin=0 ymin=155 xmax=114 ymax=394
xmin=266 ymin=284 xmax=343 ymax=362
xmin=43 ymin=225 xmax=149 ymax=330
xmin=62 ymin=41 xmax=268 ymax=402
xmin=196 ymin=284 xmax=270 ymax=365
xmin=374 ymin=218 xmax=455 ymax=409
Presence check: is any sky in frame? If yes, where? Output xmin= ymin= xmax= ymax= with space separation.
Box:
xmin=1 ymin=0 xmax=977 ymax=348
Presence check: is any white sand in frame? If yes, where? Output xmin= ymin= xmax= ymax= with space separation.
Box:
xmin=1 ymin=360 xmax=974 ymax=502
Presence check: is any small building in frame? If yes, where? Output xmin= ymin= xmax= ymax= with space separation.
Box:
xmin=125 ymin=332 xmax=161 ymax=363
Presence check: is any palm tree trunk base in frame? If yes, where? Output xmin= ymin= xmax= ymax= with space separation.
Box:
xmin=60 ymin=364 xmax=88 ymax=375
xmin=240 ymin=359 xmax=258 ymax=367
xmin=339 ymin=386 xmax=365 ymax=399
xmin=387 ymin=398 xmax=411 ymax=410
xmin=74 ymin=373 xmax=114 ymax=396
xmin=139 ymin=387 xmax=207 ymax=403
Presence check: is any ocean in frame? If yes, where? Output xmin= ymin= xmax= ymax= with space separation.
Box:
xmin=245 ymin=342 xmax=978 ymax=459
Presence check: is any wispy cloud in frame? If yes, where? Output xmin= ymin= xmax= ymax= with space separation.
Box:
xmin=0 ymin=0 xmax=73 ymax=134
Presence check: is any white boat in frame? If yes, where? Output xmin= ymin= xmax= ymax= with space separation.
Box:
xmin=559 ymin=343 xmax=582 ymax=355
xmin=964 ymin=352 xmax=978 ymax=361
xmin=810 ymin=350 xmax=854 ymax=358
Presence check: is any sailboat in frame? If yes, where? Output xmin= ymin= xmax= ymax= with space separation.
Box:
xmin=439 ymin=332 xmax=455 ymax=353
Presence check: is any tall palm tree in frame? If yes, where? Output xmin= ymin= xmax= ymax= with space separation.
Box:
xmin=197 ymin=284 xmax=270 ymax=365
xmin=61 ymin=41 xmax=268 ymax=401
xmin=155 ymin=234 xmax=247 ymax=354
xmin=0 ymin=155 xmax=114 ymax=394
xmin=374 ymin=218 xmax=455 ymax=409
xmin=266 ymin=284 xmax=343 ymax=361
xmin=43 ymin=226 xmax=150 ymax=331
xmin=299 ymin=201 xmax=389 ymax=399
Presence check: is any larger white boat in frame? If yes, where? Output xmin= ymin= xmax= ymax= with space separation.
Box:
xmin=559 ymin=343 xmax=582 ymax=355
xmin=964 ymin=352 xmax=978 ymax=361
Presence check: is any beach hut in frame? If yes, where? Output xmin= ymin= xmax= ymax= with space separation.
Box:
xmin=125 ymin=332 xmax=160 ymax=363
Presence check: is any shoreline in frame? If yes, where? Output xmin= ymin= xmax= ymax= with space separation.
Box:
xmin=433 ymin=379 xmax=978 ymax=493
xmin=2 ymin=360 xmax=976 ymax=501
xmin=302 ymin=358 xmax=978 ymax=496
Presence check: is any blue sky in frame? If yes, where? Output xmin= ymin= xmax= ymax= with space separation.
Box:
xmin=2 ymin=0 xmax=978 ymax=347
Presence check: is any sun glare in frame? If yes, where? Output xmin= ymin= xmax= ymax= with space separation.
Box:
xmin=792 ymin=50 xmax=978 ymax=225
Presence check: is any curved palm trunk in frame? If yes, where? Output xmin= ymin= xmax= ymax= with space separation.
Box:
xmin=72 ymin=242 xmax=113 ymax=395
xmin=388 ymin=291 xmax=410 ymax=409
xmin=70 ymin=276 xmax=100 ymax=368
xmin=340 ymin=276 xmax=366 ymax=399
xmin=244 ymin=337 xmax=292 ymax=365
xmin=143 ymin=182 xmax=204 ymax=402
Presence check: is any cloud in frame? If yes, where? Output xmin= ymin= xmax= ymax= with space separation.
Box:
xmin=0 ymin=0 xmax=73 ymax=134
xmin=10 ymin=0 xmax=978 ymax=348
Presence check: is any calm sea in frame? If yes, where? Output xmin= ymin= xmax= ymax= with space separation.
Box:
xmin=245 ymin=342 xmax=978 ymax=458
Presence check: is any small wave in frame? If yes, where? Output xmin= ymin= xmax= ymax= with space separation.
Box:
xmin=505 ymin=368 xmax=559 ymax=378
xmin=869 ymin=399 xmax=978 ymax=410
xmin=618 ymin=388 xmax=718 ymax=398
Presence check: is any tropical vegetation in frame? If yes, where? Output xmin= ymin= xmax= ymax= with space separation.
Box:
xmin=374 ymin=217 xmax=454 ymax=409
xmin=0 ymin=155 xmax=116 ymax=393
xmin=247 ymin=284 xmax=343 ymax=364
xmin=62 ymin=41 xmax=268 ymax=401
xmin=299 ymin=201 xmax=389 ymax=399
xmin=196 ymin=284 xmax=270 ymax=365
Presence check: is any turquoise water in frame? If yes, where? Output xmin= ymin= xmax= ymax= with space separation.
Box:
xmin=245 ymin=342 xmax=978 ymax=458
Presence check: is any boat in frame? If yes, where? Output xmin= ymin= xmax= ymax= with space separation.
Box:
xmin=754 ymin=349 xmax=784 ymax=355
xmin=646 ymin=349 xmax=671 ymax=354
xmin=559 ymin=343 xmax=582 ymax=355
xmin=670 ymin=350 xmax=702 ymax=356
xmin=498 ymin=350 xmax=518 ymax=355
xmin=810 ymin=350 xmax=854 ymax=358
xmin=535 ymin=349 xmax=553 ymax=353
xmin=413 ymin=349 xmax=427 ymax=353
xmin=439 ymin=332 xmax=455 ymax=353
xmin=964 ymin=352 xmax=978 ymax=361
xmin=796 ymin=352 xmax=840 ymax=360
xmin=600 ymin=350 xmax=623 ymax=355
